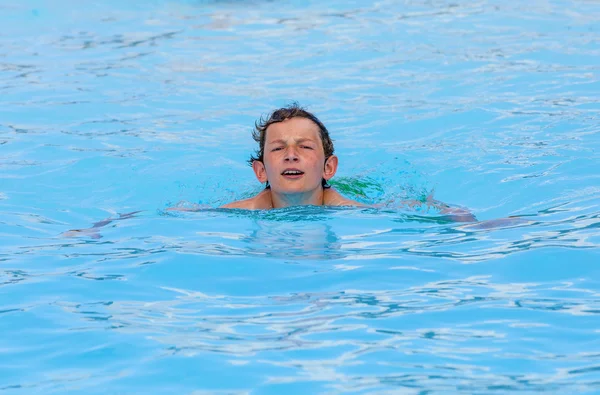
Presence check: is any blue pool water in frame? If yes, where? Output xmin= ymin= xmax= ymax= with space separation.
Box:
xmin=1 ymin=0 xmax=600 ymax=393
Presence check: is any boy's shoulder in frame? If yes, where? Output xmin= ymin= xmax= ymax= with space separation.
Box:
xmin=220 ymin=187 xmax=364 ymax=210
xmin=323 ymin=188 xmax=365 ymax=207
xmin=220 ymin=189 xmax=272 ymax=210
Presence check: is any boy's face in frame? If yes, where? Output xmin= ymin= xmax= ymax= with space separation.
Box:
xmin=252 ymin=117 xmax=337 ymax=195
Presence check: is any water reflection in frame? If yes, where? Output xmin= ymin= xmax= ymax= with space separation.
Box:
xmin=213 ymin=218 xmax=342 ymax=260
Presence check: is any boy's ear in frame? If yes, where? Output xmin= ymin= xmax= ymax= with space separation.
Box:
xmin=323 ymin=155 xmax=338 ymax=181
xmin=252 ymin=160 xmax=268 ymax=183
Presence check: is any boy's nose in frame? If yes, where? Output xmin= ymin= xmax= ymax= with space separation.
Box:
xmin=284 ymin=147 xmax=299 ymax=161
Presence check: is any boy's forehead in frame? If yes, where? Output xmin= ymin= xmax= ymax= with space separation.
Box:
xmin=265 ymin=117 xmax=321 ymax=141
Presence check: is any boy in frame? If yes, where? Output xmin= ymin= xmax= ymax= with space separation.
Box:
xmin=221 ymin=103 xmax=359 ymax=209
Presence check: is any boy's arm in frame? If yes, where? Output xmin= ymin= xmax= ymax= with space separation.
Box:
xmin=325 ymin=188 xmax=476 ymax=222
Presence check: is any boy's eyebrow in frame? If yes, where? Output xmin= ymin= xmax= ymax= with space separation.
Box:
xmin=268 ymin=137 xmax=317 ymax=144
xmin=296 ymin=137 xmax=316 ymax=143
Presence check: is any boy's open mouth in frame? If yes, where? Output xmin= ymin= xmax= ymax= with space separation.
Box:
xmin=281 ymin=168 xmax=304 ymax=179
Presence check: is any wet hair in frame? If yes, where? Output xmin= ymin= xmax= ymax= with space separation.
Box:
xmin=248 ymin=103 xmax=334 ymax=188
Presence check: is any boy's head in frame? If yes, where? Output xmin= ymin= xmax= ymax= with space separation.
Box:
xmin=249 ymin=103 xmax=337 ymax=192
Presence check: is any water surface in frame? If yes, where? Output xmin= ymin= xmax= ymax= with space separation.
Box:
xmin=1 ymin=0 xmax=600 ymax=393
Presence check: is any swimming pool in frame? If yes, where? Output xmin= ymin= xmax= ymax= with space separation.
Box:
xmin=1 ymin=0 xmax=600 ymax=393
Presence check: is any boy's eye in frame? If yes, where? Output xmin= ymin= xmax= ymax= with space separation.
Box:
xmin=271 ymin=147 xmax=283 ymax=151
xmin=301 ymin=145 xmax=313 ymax=149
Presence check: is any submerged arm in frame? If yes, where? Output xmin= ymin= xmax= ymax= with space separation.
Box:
xmin=61 ymin=211 xmax=143 ymax=239
xmin=325 ymin=187 xmax=476 ymax=223
xmin=401 ymin=194 xmax=477 ymax=223
xmin=421 ymin=197 xmax=477 ymax=223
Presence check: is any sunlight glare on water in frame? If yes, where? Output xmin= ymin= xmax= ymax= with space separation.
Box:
xmin=1 ymin=0 xmax=600 ymax=393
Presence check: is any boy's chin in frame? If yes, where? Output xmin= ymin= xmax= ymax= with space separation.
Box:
xmin=272 ymin=184 xmax=320 ymax=195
